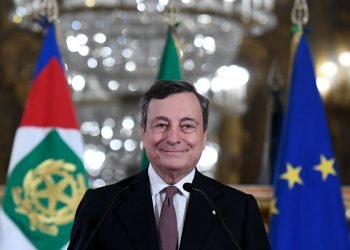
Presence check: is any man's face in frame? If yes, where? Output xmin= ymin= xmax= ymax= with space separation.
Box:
xmin=141 ymin=92 xmax=207 ymax=177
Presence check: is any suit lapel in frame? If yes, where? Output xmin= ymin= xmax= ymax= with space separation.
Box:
xmin=179 ymin=171 xmax=221 ymax=250
xmin=113 ymin=170 xmax=160 ymax=250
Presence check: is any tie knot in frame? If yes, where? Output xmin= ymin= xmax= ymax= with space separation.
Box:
xmin=164 ymin=186 xmax=178 ymax=199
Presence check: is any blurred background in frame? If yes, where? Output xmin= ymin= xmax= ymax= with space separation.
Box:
xmin=1 ymin=0 xmax=350 ymax=188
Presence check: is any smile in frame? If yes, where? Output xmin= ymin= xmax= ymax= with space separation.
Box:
xmin=159 ymin=149 xmax=189 ymax=155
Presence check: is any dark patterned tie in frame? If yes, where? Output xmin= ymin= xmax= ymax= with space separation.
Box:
xmin=158 ymin=186 xmax=178 ymax=250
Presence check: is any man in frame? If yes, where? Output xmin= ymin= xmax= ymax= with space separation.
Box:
xmin=68 ymin=80 xmax=270 ymax=250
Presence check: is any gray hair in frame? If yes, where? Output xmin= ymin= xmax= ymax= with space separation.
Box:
xmin=140 ymin=80 xmax=209 ymax=131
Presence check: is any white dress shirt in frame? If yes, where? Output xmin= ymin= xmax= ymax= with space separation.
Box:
xmin=148 ymin=164 xmax=195 ymax=244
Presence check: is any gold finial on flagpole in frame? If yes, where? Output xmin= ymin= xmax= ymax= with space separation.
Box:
xmin=34 ymin=0 xmax=63 ymax=44
xmin=163 ymin=1 xmax=183 ymax=60
xmin=290 ymin=0 xmax=309 ymax=57
xmin=291 ymin=0 xmax=309 ymax=31
xmin=35 ymin=0 xmax=59 ymax=23
xmin=164 ymin=0 xmax=179 ymax=27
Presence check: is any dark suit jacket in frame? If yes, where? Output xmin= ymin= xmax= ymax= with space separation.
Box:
xmin=68 ymin=169 xmax=270 ymax=250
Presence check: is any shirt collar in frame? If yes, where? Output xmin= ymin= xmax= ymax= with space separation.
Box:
xmin=148 ymin=164 xmax=195 ymax=198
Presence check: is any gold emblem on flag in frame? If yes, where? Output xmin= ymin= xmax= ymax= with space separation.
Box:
xmin=11 ymin=159 xmax=87 ymax=236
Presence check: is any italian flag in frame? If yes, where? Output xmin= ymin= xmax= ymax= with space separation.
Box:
xmin=139 ymin=24 xmax=183 ymax=170
xmin=0 ymin=23 xmax=88 ymax=249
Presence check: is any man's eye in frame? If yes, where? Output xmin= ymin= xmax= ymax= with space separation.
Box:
xmin=152 ymin=123 xmax=168 ymax=131
xmin=182 ymin=124 xmax=196 ymax=132
xmin=156 ymin=123 xmax=167 ymax=128
xmin=183 ymin=124 xmax=194 ymax=128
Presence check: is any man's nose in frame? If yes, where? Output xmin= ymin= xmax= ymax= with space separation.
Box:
xmin=166 ymin=126 xmax=181 ymax=144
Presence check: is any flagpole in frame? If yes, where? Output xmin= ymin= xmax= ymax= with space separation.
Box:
xmin=259 ymin=59 xmax=284 ymax=185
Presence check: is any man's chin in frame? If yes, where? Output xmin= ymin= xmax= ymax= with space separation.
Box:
xmin=158 ymin=160 xmax=189 ymax=171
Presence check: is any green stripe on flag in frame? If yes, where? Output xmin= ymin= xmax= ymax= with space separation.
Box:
xmin=2 ymin=129 xmax=87 ymax=250
xmin=156 ymin=27 xmax=183 ymax=81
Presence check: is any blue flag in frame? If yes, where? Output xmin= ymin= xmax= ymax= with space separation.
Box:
xmin=269 ymin=33 xmax=350 ymax=250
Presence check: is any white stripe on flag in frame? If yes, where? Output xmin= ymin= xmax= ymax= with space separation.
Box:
xmin=0 ymin=208 xmax=70 ymax=250
xmin=7 ymin=127 xmax=85 ymax=176
xmin=0 ymin=208 xmax=35 ymax=250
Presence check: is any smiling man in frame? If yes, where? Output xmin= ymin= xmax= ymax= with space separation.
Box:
xmin=140 ymin=82 xmax=207 ymax=185
xmin=68 ymin=80 xmax=270 ymax=250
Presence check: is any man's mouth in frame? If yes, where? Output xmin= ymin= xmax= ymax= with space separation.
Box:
xmin=158 ymin=149 xmax=189 ymax=155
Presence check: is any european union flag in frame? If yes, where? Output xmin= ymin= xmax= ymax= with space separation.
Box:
xmin=269 ymin=33 xmax=350 ymax=250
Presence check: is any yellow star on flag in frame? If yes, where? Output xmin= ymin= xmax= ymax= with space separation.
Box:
xmin=280 ymin=163 xmax=303 ymax=189
xmin=270 ymin=198 xmax=279 ymax=215
xmin=314 ymin=155 xmax=336 ymax=181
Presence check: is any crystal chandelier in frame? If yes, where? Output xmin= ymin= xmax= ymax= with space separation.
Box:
xmin=10 ymin=0 xmax=277 ymax=186
xmin=12 ymin=0 xmax=277 ymax=97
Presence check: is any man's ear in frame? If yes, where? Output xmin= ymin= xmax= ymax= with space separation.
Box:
xmin=140 ymin=126 xmax=146 ymax=141
xmin=202 ymin=131 xmax=207 ymax=150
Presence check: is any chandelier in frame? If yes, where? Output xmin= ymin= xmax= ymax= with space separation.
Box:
xmin=12 ymin=0 xmax=277 ymax=96
xmin=10 ymin=0 xmax=277 ymax=186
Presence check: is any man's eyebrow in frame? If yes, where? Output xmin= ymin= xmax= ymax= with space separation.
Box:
xmin=150 ymin=117 xmax=199 ymax=124
xmin=150 ymin=116 xmax=169 ymax=122
xmin=180 ymin=117 xmax=199 ymax=124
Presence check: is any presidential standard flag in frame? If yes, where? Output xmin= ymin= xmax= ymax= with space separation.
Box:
xmin=0 ymin=23 xmax=88 ymax=250
xmin=140 ymin=25 xmax=183 ymax=170
xmin=269 ymin=33 xmax=350 ymax=250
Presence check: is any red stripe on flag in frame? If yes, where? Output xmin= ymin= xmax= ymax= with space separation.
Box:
xmin=20 ymin=57 xmax=78 ymax=129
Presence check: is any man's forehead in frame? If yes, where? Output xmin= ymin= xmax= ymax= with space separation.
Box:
xmin=149 ymin=92 xmax=199 ymax=104
xmin=147 ymin=95 xmax=203 ymax=121
xmin=148 ymin=95 xmax=201 ymax=112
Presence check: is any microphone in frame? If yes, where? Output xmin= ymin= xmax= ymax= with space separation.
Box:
xmin=82 ymin=185 xmax=132 ymax=250
xmin=183 ymin=183 xmax=242 ymax=250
